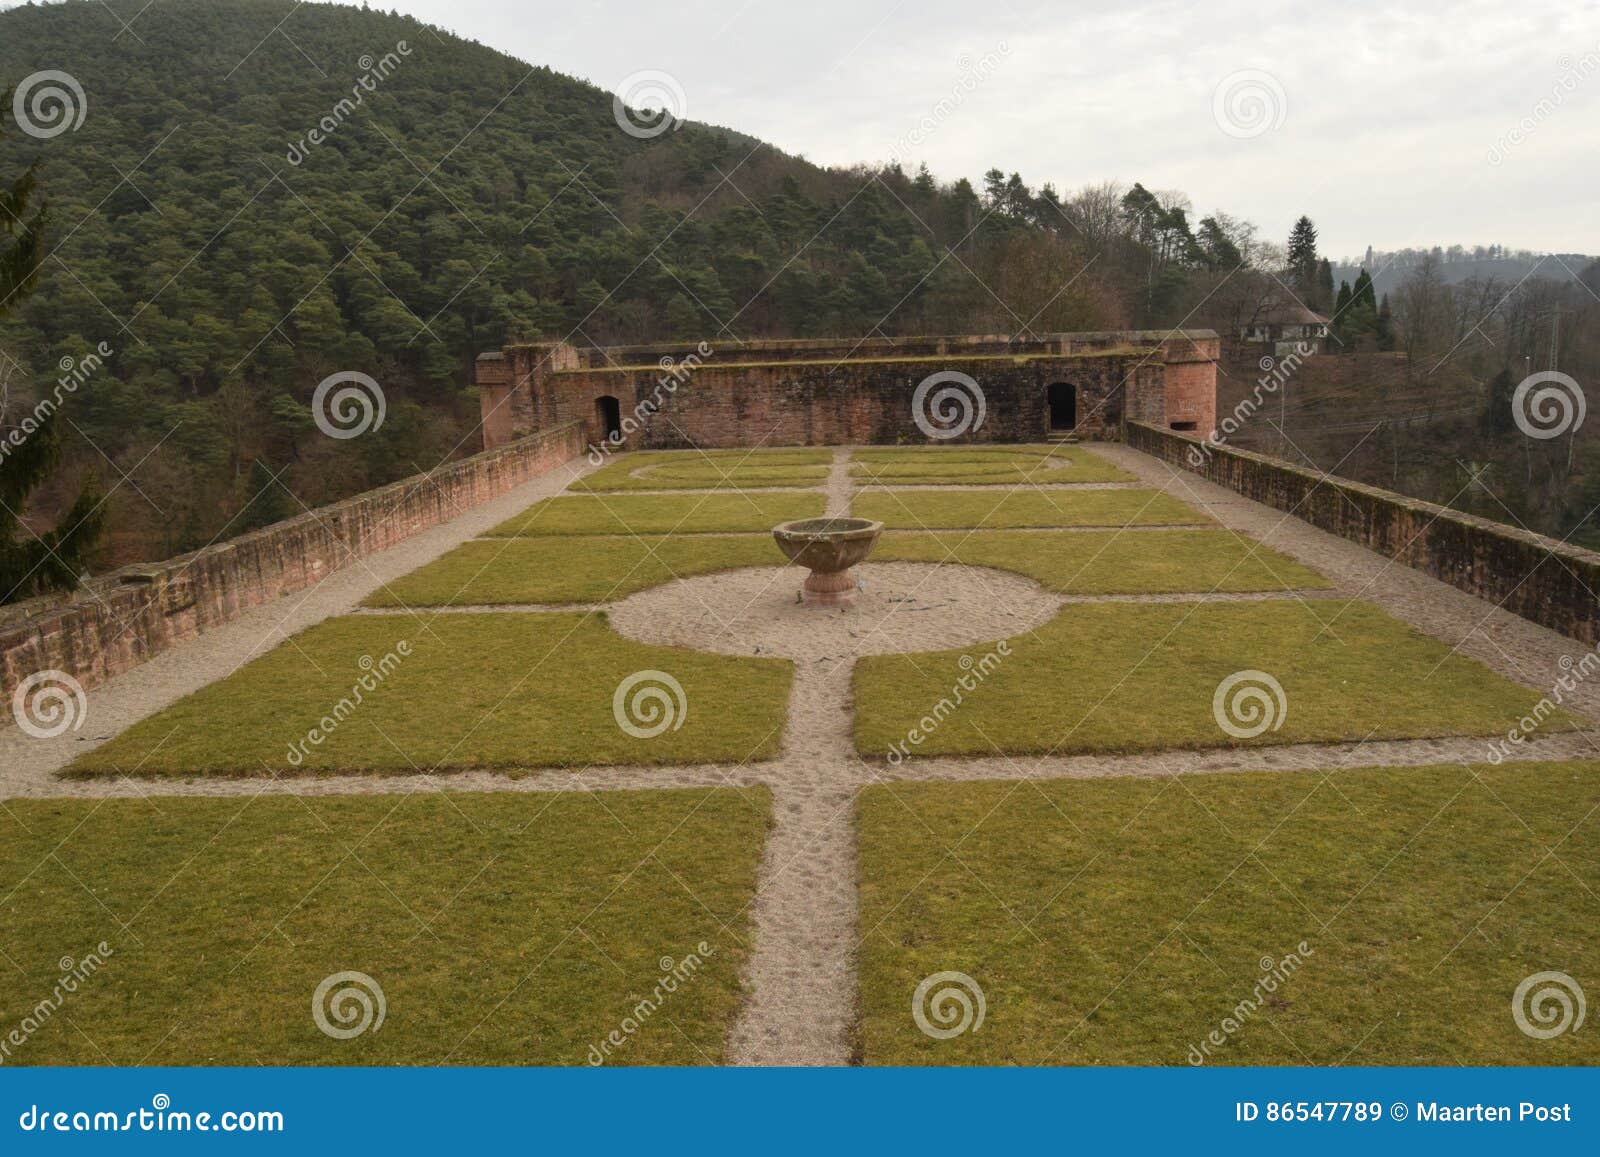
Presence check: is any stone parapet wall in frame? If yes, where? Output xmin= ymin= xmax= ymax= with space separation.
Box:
xmin=1127 ymin=421 xmax=1600 ymax=642
xmin=1 ymin=421 xmax=585 ymax=709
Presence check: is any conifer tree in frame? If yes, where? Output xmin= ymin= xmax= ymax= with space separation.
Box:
xmin=0 ymin=90 xmax=105 ymax=605
xmin=1286 ymin=215 xmax=1320 ymax=297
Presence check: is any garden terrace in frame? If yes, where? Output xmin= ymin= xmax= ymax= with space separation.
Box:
xmin=4 ymin=440 xmax=1597 ymax=1069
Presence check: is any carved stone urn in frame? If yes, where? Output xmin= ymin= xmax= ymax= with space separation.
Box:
xmin=771 ymin=517 xmax=884 ymax=608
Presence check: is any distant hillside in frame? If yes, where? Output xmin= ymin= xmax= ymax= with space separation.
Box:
xmin=0 ymin=0 xmax=1103 ymax=563
xmin=1333 ymin=248 xmax=1597 ymax=295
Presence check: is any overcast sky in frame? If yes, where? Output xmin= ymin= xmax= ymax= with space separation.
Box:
xmin=9 ymin=0 xmax=1598 ymax=256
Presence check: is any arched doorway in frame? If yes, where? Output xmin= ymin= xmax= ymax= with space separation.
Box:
xmin=595 ymin=395 xmax=622 ymax=442
xmin=1047 ymin=383 xmax=1077 ymax=432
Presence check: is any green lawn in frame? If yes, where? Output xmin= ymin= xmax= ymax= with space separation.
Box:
xmin=852 ymin=447 xmax=1133 ymax=486
xmin=365 ymin=535 xmax=786 ymax=606
xmin=578 ymin=451 xmax=829 ymax=492
xmin=0 ymin=788 xmax=769 ymax=1064
xmin=70 ymin=613 xmax=791 ymax=776
xmin=853 ymin=600 xmax=1570 ymax=759
xmin=857 ymin=763 xmax=1600 ymax=1064
xmin=851 ymin=444 xmax=1082 ymax=463
xmin=854 ymin=488 xmax=1210 ymax=529
xmin=874 ymin=529 xmax=1331 ymax=594
xmin=485 ymin=493 xmax=826 ymax=537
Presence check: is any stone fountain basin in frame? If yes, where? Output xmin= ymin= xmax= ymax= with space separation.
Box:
xmin=771 ymin=517 xmax=884 ymax=573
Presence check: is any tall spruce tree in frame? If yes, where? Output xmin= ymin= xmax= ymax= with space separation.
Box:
xmin=1286 ymin=215 xmax=1320 ymax=298
xmin=1 ymin=91 xmax=105 ymax=605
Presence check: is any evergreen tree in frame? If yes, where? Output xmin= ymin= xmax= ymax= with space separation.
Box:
xmin=232 ymin=457 xmax=293 ymax=534
xmin=1334 ymin=280 xmax=1353 ymax=321
xmin=1286 ymin=215 xmax=1320 ymax=296
xmin=0 ymin=88 xmax=105 ymax=605
xmin=1353 ymin=269 xmax=1378 ymax=313
xmin=982 ymin=168 xmax=1008 ymax=211
xmin=1196 ymin=216 xmax=1243 ymax=269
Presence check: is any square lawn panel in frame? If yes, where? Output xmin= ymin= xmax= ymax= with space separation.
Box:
xmin=873 ymin=529 xmax=1331 ymax=594
xmin=364 ymin=535 xmax=785 ymax=607
xmin=852 ymin=446 xmax=1135 ymax=485
xmin=69 ymin=612 xmax=791 ymax=776
xmin=853 ymin=600 xmax=1572 ymax=759
xmin=486 ymin=492 xmax=825 ymax=537
xmin=857 ymin=764 xmax=1600 ymax=1064
xmin=578 ymin=450 xmax=829 ymax=492
xmin=854 ymin=488 xmax=1209 ymax=529
xmin=0 ymin=788 xmax=768 ymax=1064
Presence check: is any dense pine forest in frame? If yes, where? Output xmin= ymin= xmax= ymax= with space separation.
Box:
xmin=1 ymin=0 xmax=1596 ymax=583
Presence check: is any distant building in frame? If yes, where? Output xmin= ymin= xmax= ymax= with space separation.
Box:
xmin=1240 ymin=302 xmax=1331 ymax=356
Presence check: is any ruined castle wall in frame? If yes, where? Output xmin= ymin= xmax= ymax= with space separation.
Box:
xmin=549 ymin=355 xmax=1147 ymax=449
xmin=1127 ymin=421 xmax=1600 ymax=643
xmin=1 ymin=422 xmax=586 ymax=709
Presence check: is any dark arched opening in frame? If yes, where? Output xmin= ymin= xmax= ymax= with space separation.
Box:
xmin=1047 ymin=383 xmax=1077 ymax=432
xmin=596 ymin=395 xmax=622 ymax=441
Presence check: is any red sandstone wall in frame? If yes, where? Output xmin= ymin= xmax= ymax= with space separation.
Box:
xmin=0 ymin=421 xmax=585 ymax=710
xmin=1163 ymin=360 xmax=1217 ymax=432
xmin=545 ymin=355 xmax=1149 ymax=447
xmin=1127 ymin=421 xmax=1600 ymax=643
xmin=480 ymin=332 xmax=1220 ymax=449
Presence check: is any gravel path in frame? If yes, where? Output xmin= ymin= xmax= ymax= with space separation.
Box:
xmin=724 ymin=663 xmax=859 ymax=1065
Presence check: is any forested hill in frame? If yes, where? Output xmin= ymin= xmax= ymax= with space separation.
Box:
xmin=0 ymin=0 xmax=1105 ymax=564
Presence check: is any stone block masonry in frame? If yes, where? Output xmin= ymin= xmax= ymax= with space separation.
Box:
xmin=478 ymin=331 xmax=1220 ymax=452
xmin=1127 ymin=421 xmax=1600 ymax=643
xmin=1 ymin=421 xmax=586 ymax=709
